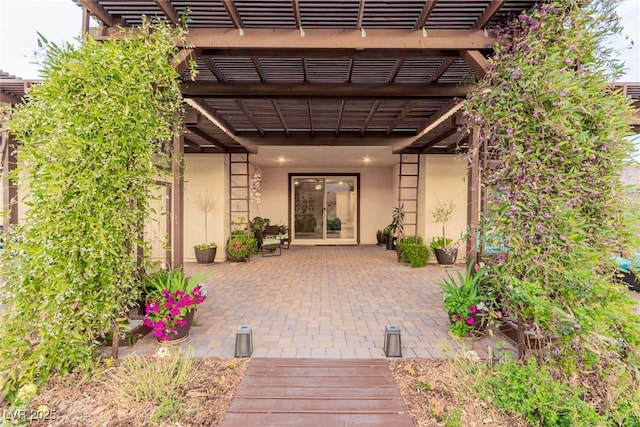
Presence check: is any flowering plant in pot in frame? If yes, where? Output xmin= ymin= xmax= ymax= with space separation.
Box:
xmin=143 ymin=269 xmax=207 ymax=341
xmin=226 ymin=232 xmax=257 ymax=262
xmin=430 ymin=200 xmax=459 ymax=265
xmin=438 ymin=263 xmax=488 ymax=336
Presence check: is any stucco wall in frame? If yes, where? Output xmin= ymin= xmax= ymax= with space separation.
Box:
xmin=182 ymin=154 xmax=227 ymax=262
xmin=253 ymin=166 xmax=396 ymax=244
xmin=421 ymin=155 xmax=469 ymax=261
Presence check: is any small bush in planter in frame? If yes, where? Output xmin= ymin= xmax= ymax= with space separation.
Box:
xmin=227 ymin=234 xmax=258 ymax=261
xmin=399 ymin=236 xmax=430 ymax=268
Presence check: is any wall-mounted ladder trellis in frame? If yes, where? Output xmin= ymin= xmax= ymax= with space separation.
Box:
xmin=229 ymin=153 xmax=250 ymax=233
xmin=398 ymin=153 xmax=420 ymax=238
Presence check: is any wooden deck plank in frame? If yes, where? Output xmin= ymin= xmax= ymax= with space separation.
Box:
xmin=221 ymin=412 xmax=414 ymax=427
xmin=249 ymin=358 xmax=388 ymax=367
xmin=235 ymin=385 xmax=402 ymax=399
xmin=247 ymin=365 xmax=392 ymax=377
xmin=221 ymin=358 xmax=413 ymax=427
xmin=228 ymin=397 xmax=407 ymax=412
xmin=238 ymin=375 xmax=395 ymax=387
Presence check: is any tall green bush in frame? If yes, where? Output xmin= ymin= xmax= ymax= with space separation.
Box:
xmin=0 ymin=20 xmax=189 ymax=403
xmin=464 ymin=0 xmax=640 ymax=422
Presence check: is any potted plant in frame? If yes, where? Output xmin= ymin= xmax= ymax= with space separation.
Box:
xmin=143 ymin=269 xmax=207 ymax=342
xmin=192 ymin=193 xmax=217 ymax=263
xmin=226 ymin=231 xmax=258 ymax=262
xmin=430 ymin=201 xmax=458 ymax=265
xmin=438 ymin=263 xmax=488 ymax=337
xmin=376 ymin=229 xmax=385 ymax=246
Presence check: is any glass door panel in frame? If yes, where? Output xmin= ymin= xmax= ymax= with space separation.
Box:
xmin=325 ymin=178 xmax=355 ymax=240
xmin=292 ymin=175 xmax=357 ymax=244
xmin=293 ymin=178 xmax=324 ymax=240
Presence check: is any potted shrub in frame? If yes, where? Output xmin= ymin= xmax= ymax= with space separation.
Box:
xmin=430 ymin=201 xmax=459 ymax=265
xmin=192 ymin=193 xmax=217 ymax=263
xmin=399 ymin=236 xmax=430 ymax=268
xmin=226 ymin=232 xmax=258 ymax=262
xmin=143 ymin=269 xmax=207 ymax=342
xmin=438 ymin=263 xmax=488 ymax=337
xmin=194 ymin=242 xmax=216 ymax=264
xmin=376 ymin=229 xmax=385 ymax=246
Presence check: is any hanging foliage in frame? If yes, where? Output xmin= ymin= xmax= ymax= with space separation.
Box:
xmin=0 ymin=20 xmax=190 ymax=403
xmin=465 ymin=0 xmax=639 ymax=423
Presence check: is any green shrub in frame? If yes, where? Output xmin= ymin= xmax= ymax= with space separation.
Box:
xmin=483 ymin=358 xmax=601 ymax=426
xmin=0 ymin=20 xmax=189 ymax=403
xmin=464 ymin=0 xmax=640 ymax=421
xmin=399 ymin=237 xmax=430 ymax=268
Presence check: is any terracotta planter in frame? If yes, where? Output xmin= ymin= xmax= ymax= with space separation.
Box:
xmin=195 ymin=246 xmax=216 ymax=264
xmin=435 ymin=247 xmax=458 ymax=265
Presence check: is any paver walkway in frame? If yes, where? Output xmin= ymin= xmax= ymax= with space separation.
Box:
xmin=122 ymin=245 xmax=510 ymax=359
xmin=221 ymin=358 xmax=413 ymax=427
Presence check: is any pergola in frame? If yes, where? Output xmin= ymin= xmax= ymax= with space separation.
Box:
xmin=75 ymin=0 xmax=547 ymax=155
xmin=3 ymin=2 xmax=639 ymax=266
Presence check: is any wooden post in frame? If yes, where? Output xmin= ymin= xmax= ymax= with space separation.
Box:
xmin=2 ymin=130 xmax=18 ymax=232
xmin=466 ymin=125 xmax=480 ymax=265
xmin=172 ymin=135 xmax=184 ymax=269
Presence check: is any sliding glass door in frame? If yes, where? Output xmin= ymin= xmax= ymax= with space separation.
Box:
xmin=291 ymin=175 xmax=357 ymax=244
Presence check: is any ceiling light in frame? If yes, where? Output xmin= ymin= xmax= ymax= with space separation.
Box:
xmin=277 ymin=156 xmax=286 ymax=163
xmin=363 ymin=156 xmax=371 ymax=163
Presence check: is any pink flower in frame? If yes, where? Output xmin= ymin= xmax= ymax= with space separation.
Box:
xmin=466 ymin=317 xmax=475 ymax=325
xmin=455 ymin=314 xmax=462 ymax=322
xmin=170 ymin=307 xmax=181 ymax=316
xmin=469 ymin=305 xmax=478 ymax=314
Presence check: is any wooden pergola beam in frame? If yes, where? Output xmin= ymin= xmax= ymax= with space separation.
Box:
xmin=292 ymin=0 xmax=302 ymax=29
xmin=459 ymin=50 xmax=488 ymax=78
xmin=222 ymin=0 xmax=244 ymax=30
xmin=272 ymin=100 xmax=290 ymax=136
xmin=356 ymin=0 xmax=366 ymax=30
xmin=77 ymin=0 xmax=113 ymax=27
xmin=184 ymin=99 xmax=258 ymax=153
xmin=336 ymin=100 xmax=346 ymax=135
xmin=394 ymin=99 xmax=465 ymax=150
xmin=98 ymin=28 xmax=497 ymax=50
xmin=386 ymin=100 xmax=415 ymax=134
xmin=235 ymin=100 xmax=264 ymax=135
xmin=472 ymin=0 xmax=505 ymax=28
xmin=362 ymin=100 xmax=381 ymax=134
xmin=429 ymin=58 xmax=455 ymax=83
xmin=415 ymin=1 xmax=439 ymax=29
xmin=184 ymin=137 xmax=202 ymax=152
xmin=201 ymin=48 xmax=460 ymax=59
xmin=420 ymin=125 xmax=458 ymax=152
xmin=231 ymin=134 xmax=410 ymax=147
xmin=180 ymin=82 xmax=471 ymax=99
xmin=187 ymin=126 xmax=229 ymax=151
xmin=155 ymin=0 xmax=181 ymax=25
xmin=173 ymin=48 xmax=201 ymax=75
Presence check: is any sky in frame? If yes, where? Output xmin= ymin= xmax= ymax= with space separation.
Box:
xmin=0 ymin=0 xmax=639 ymax=81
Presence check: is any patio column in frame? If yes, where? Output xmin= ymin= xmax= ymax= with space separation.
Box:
xmin=173 ymin=134 xmax=184 ymax=268
xmin=466 ymin=125 xmax=481 ymax=265
xmin=2 ymin=130 xmax=18 ymax=232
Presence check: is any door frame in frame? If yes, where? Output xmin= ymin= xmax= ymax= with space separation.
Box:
xmin=288 ymin=173 xmax=360 ymax=245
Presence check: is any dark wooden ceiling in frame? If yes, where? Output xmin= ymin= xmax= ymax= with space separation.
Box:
xmin=22 ymin=1 xmax=631 ymax=152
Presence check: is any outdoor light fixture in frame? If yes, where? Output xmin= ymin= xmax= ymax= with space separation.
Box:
xmin=383 ymin=325 xmax=402 ymax=357
xmin=235 ymin=325 xmax=253 ymax=357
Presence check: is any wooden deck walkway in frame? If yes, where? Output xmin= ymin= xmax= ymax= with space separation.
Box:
xmin=221 ymin=358 xmax=414 ymax=427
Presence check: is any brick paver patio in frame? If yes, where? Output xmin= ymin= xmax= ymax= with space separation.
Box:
xmin=121 ymin=245 xmax=510 ymax=359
